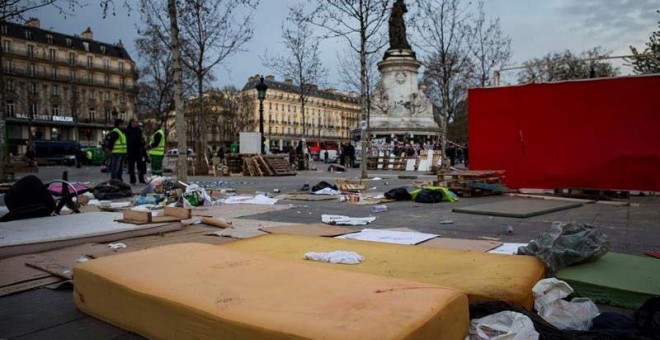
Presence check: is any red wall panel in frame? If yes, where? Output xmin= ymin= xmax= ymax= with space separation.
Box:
xmin=468 ymin=75 xmax=660 ymax=191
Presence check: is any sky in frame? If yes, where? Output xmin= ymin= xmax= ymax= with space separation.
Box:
xmin=29 ymin=0 xmax=658 ymax=89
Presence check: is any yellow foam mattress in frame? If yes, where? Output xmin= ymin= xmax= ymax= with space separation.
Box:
xmin=225 ymin=234 xmax=545 ymax=309
xmin=74 ymin=243 xmax=468 ymax=340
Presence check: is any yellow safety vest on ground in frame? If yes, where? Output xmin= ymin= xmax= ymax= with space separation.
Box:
xmin=148 ymin=129 xmax=165 ymax=156
xmin=111 ymin=128 xmax=127 ymax=154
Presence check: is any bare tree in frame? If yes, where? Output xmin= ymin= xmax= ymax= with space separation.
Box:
xmin=264 ymin=4 xmax=326 ymax=169
xmin=472 ymin=1 xmax=511 ymax=87
xmin=216 ymin=86 xmax=255 ymax=143
xmin=518 ymin=47 xmax=619 ymax=83
xmin=135 ymin=24 xmax=175 ymax=134
xmin=628 ymin=10 xmax=660 ymax=74
xmin=309 ymin=0 xmax=389 ymax=178
xmin=167 ymin=0 xmax=188 ymax=181
xmin=178 ymin=0 xmax=258 ymax=173
xmin=413 ymin=0 xmax=474 ymax=162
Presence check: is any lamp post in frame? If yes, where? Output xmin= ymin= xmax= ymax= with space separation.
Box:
xmin=255 ymin=76 xmax=268 ymax=155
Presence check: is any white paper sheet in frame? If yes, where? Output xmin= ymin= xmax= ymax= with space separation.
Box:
xmin=220 ymin=194 xmax=278 ymax=205
xmin=336 ymin=228 xmax=437 ymax=245
xmin=321 ymin=214 xmax=376 ymax=226
xmin=487 ymin=243 xmax=528 ymax=255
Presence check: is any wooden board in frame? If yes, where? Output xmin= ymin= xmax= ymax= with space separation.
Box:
xmin=122 ymin=210 xmax=151 ymax=223
xmin=0 ymin=276 xmax=63 ymax=297
xmin=417 ymin=238 xmax=503 ymax=252
xmin=260 ymin=224 xmax=357 ymax=237
xmin=25 ymin=259 xmax=74 ymax=280
xmin=164 ymin=207 xmax=192 ymax=219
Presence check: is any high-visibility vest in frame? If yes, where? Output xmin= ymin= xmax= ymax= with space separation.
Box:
xmin=148 ymin=129 xmax=165 ymax=156
xmin=111 ymin=128 xmax=127 ymax=154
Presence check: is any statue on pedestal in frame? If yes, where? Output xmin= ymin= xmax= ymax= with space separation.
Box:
xmin=388 ymin=0 xmax=411 ymax=50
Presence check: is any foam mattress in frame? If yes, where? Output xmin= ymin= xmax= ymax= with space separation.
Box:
xmin=224 ymin=234 xmax=545 ymax=309
xmin=74 ymin=243 xmax=469 ymax=340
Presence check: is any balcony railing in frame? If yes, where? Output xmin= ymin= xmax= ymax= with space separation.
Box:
xmin=2 ymin=66 xmax=135 ymax=92
xmin=2 ymin=49 xmax=133 ymax=75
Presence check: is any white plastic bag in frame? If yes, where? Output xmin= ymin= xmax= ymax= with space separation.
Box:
xmin=304 ymin=251 xmax=364 ymax=264
xmin=532 ymin=278 xmax=599 ymax=331
xmin=468 ymin=311 xmax=539 ymax=340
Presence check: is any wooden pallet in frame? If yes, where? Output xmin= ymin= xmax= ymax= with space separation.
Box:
xmin=336 ymin=178 xmax=366 ymax=192
xmin=438 ymin=170 xmax=507 ymax=197
xmin=263 ymin=156 xmax=296 ymax=176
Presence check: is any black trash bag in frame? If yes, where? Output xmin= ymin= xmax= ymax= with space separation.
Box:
xmin=311 ymin=181 xmax=337 ymax=192
xmin=635 ymin=297 xmax=660 ymax=339
xmin=384 ymin=187 xmax=412 ymax=201
xmin=414 ymin=188 xmax=445 ymax=203
xmin=517 ymin=222 xmax=610 ymax=275
xmin=470 ymin=301 xmax=644 ymax=340
xmin=0 ymin=175 xmax=56 ymax=222
xmin=93 ymin=179 xmax=133 ymax=200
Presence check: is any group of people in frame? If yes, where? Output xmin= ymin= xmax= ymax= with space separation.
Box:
xmin=104 ymin=118 xmax=166 ymax=184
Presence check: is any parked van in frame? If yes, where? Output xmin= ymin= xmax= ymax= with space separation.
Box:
xmin=33 ymin=140 xmax=80 ymax=166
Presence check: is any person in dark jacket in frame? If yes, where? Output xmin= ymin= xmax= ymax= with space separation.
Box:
xmin=106 ymin=119 xmax=127 ymax=182
xmin=126 ymin=119 xmax=146 ymax=184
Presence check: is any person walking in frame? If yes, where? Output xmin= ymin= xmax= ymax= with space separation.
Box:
xmin=126 ymin=119 xmax=147 ymax=184
xmin=106 ymin=119 xmax=127 ymax=181
xmin=147 ymin=124 xmax=166 ymax=176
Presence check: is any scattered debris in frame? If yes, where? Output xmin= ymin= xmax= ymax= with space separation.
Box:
xmin=304 ymin=251 xmax=364 ymax=264
xmin=108 ymin=243 xmax=127 ymax=250
xmin=439 ymin=219 xmax=454 ymax=224
xmin=321 ymin=214 xmax=376 ymax=226
xmin=533 ymin=278 xmax=599 ymax=331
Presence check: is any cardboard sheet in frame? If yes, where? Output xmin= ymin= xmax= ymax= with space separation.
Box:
xmin=418 ymin=238 xmax=503 ymax=252
xmin=0 ymin=212 xmax=180 ymax=258
xmin=452 ymin=199 xmax=582 ymax=218
xmin=225 ymin=234 xmax=545 ymax=309
xmin=557 ymin=252 xmax=660 ymax=309
xmin=192 ymin=204 xmax=294 ymax=219
xmin=74 ymin=243 xmax=469 ymax=339
xmin=260 ymin=223 xmax=357 ymax=237
xmin=336 ymin=228 xmax=437 ymax=245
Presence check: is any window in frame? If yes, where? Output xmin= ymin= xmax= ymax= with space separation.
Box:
xmin=51 ymin=85 xmax=59 ymax=96
xmin=66 ymin=38 xmax=72 ymax=47
xmin=89 ymin=91 xmax=96 ymax=99
xmin=120 ymin=77 xmax=125 ymax=88
xmin=103 ymin=59 xmax=109 ymax=70
xmin=119 ymin=94 xmax=126 ymax=104
xmin=1 ymin=25 xmax=6 ymax=35
xmin=46 ymin=34 xmax=53 ymax=44
xmin=29 ymin=82 xmax=37 ymax=94
xmin=100 ymin=45 xmax=106 ymax=54
xmin=24 ymin=30 xmax=33 ymax=40
xmin=69 ymin=70 xmax=76 ymax=82
xmin=87 ymin=56 xmax=93 ymax=67
xmin=89 ymin=108 xmax=96 ymax=120
xmin=2 ymin=40 xmax=10 ymax=53
xmin=5 ymin=79 xmax=14 ymax=91
xmin=104 ymin=74 xmax=109 ymax=86
xmin=104 ymin=91 xmax=110 ymax=101
xmin=49 ymin=48 xmax=56 ymax=61
xmin=6 ymin=100 xmax=15 ymax=116
xmin=68 ymin=52 xmax=76 ymax=65
xmin=51 ymin=67 xmax=57 ymax=80
xmin=83 ymin=41 xmax=89 ymax=52
xmin=52 ymin=105 xmax=59 ymax=115
xmin=3 ymin=59 xmax=12 ymax=73
xmin=269 ymin=102 xmax=272 ymax=110
xmin=27 ymin=44 xmax=34 ymax=58
xmin=29 ymin=102 xmax=38 ymax=115
xmin=118 ymin=61 xmax=124 ymax=73
xmin=87 ymin=72 xmax=93 ymax=85
xmin=275 ymin=103 xmax=278 ymax=111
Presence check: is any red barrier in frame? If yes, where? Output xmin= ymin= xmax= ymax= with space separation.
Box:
xmin=468 ymin=75 xmax=660 ymax=191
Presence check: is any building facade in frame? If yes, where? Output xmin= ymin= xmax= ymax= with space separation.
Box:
xmin=240 ymin=75 xmax=361 ymax=152
xmin=1 ymin=18 xmax=137 ymax=154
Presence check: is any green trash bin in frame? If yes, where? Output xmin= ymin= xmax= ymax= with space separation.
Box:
xmin=230 ymin=142 xmax=239 ymax=154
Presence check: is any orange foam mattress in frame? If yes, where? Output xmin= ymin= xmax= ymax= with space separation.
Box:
xmin=224 ymin=234 xmax=545 ymax=309
xmin=74 ymin=243 xmax=468 ymax=339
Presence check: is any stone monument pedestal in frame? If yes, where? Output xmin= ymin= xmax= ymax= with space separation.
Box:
xmin=369 ymin=49 xmax=440 ymax=140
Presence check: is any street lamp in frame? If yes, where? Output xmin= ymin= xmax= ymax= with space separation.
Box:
xmin=255 ymin=76 xmax=268 ymax=154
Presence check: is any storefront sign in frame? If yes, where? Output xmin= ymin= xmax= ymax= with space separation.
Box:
xmin=52 ymin=115 xmax=74 ymax=122
xmin=34 ymin=114 xmax=50 ymax=121
xmin=15 ymin=113 xmax=29 ymax=119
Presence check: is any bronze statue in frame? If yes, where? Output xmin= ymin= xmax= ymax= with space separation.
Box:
xmin=388 ymin=0 xmax=411 ymax=50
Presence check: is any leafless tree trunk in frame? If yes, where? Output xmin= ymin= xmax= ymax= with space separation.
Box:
xmin=177 ymin=0 xmax=258 ymax=174
xmin=310 ymin=0 xmax=388 ymax=178
xmin=264 ymin=4 xmax=326 ymax=170
xmin=167 ymin=0 xmax=187 ymax=181
xmin=472 ymin=2 xmax=511 ymax=88
xmin=414 ymin=0 xmax=475 ymax=167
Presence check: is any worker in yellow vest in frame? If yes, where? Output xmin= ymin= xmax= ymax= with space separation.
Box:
xmin=106 ymin=119 xmax=128 ymax=182
xmin=147 ymin=125 xmax=166 ymax=176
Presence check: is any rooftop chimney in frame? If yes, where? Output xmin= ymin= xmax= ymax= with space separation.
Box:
xmin=265 ymin=75 xmax=275 ymax=81
xmin=25 ymin=18 xmax=40 ymax=28
xmin=81 ymin=27 xmax=93 ymax=40
xmin=284 ymin=78 xmax=293 ymax=85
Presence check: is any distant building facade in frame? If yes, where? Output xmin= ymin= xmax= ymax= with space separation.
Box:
xmin=1 ymin=18 xmax=137 ymax=154
xmin=240 ymin=75 xmax=361 ymax=152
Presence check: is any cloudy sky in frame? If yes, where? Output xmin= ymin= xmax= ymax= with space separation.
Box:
xmin=30 ymin=0 xmax=658 ymax=89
